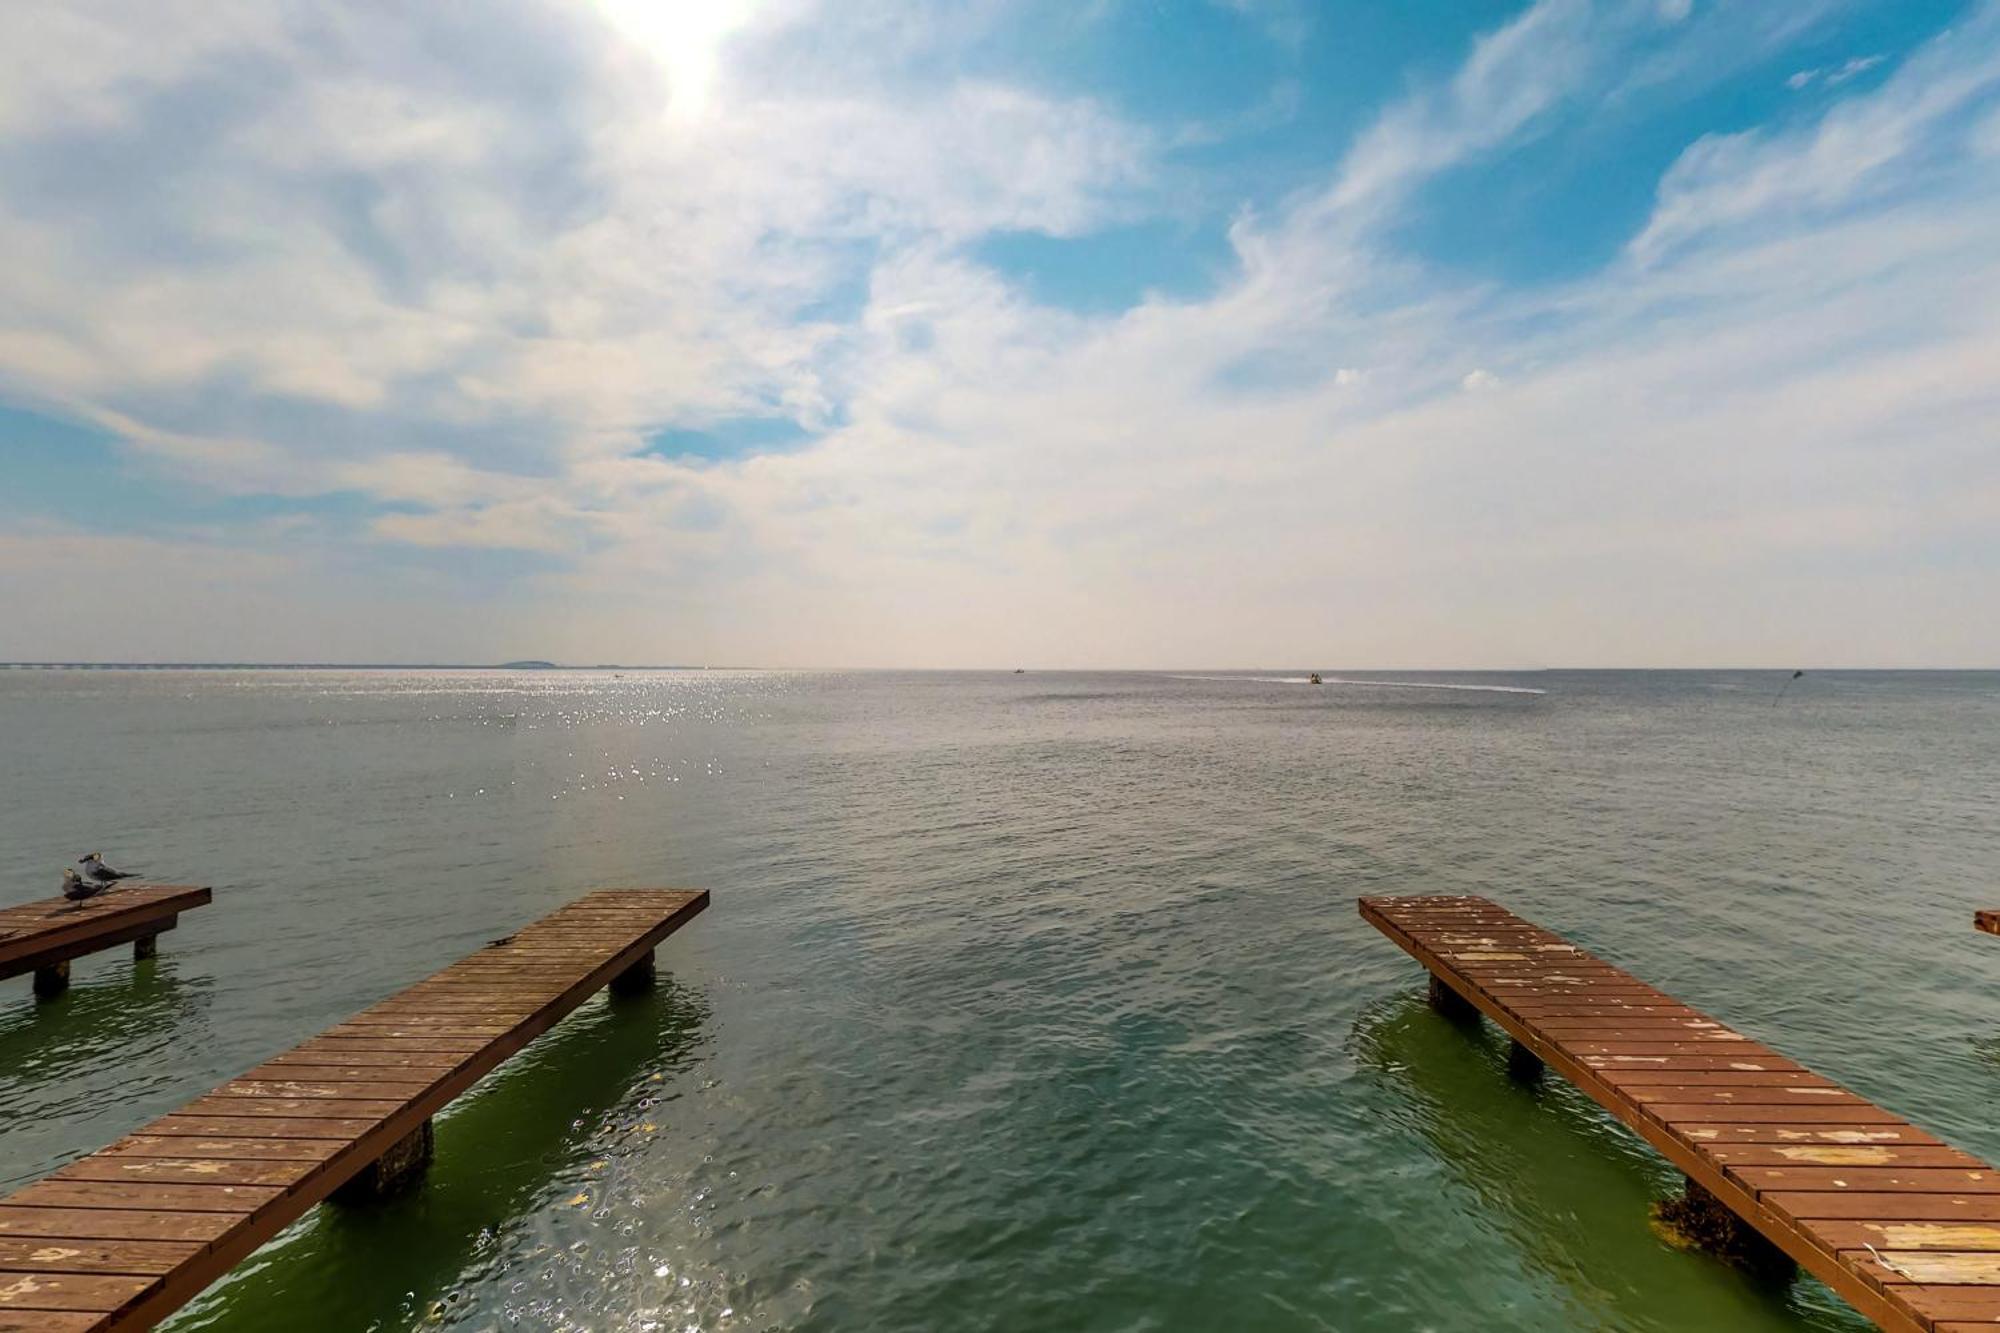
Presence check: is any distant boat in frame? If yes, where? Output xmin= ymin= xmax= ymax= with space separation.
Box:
xmin=1309 ymin=673 xmax=1323 ymax=685
xmin=1013 ymin=668 xmax=1025 ymax=674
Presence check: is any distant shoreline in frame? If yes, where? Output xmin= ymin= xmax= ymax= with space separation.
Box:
xmin=0 ymin=662 xmax=722 ymax=671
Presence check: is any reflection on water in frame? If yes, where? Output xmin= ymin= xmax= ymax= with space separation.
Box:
xmin=0 ymin=958 xmax=211 ymax=1182
xmin=1351 ymin=994 xmax=1872 ymax=1332
xmin=171 ymin=976 xmax=710 ymax=1331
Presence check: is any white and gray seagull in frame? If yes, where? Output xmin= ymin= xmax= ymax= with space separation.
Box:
xmin=61 ymin=867 xmax=106 ymax=901
xmin=78 ymin=852 xmax=139 ymax=886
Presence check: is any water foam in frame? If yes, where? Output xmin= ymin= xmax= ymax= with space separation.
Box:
xmin=1167 ymin=674 xmax=1546 ymax=695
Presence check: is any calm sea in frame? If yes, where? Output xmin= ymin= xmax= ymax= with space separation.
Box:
xmin=2 ymin=668 xmax=1997 ymax=1331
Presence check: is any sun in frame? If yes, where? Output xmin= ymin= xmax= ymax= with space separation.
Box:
xmin=592 ymin=0 xmax=763 ymax=120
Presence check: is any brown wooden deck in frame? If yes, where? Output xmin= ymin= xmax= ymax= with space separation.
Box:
xmin=0 ymin=886 xmax=211 ymax=1000
xmin=1974 ymin=910 xmax=2000 ymax=937
xmin=1363 ymin=893 xmax=2000 ymax=1333
xmin=0 ymin=887 xmax=708 ymax=1332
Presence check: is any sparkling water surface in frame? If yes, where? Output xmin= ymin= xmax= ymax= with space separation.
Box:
xmin=2 ymin=668 xmax=1997 ymax=1332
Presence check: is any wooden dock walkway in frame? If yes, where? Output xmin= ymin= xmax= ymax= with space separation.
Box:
xmin=0 ymin=886 xmax=211 ymax=1000
xmin=1363 ymin=894 xmax=2000 ymax=1333
xmin=0 ymin=887 xmax=707 ymax=1332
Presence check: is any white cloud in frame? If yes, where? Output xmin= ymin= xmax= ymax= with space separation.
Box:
xmin=1789 ymin=54 xmax=1887 ymax=92
xmin=1634 ymin=10 xmax=2000 ymax=263
xmin=1 ymin=0 xmax=1997 ymax=666
xmin=0 ymin=1 xmax=1150 ymax=479
xmin=1320 ymin=0 xmax=1598 ymax=221
xmin=1827 ymin=53 xmax=1886 ymax=85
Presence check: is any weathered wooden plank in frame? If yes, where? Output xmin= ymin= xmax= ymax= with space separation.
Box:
xmin=1567 ymin=1042 xmax=1790 ymax=1057
xmin=0 ymin=1271 xmax=153 ymax=1313
xmin=1581 ymin=1053 xmax=1807 ymax=1072
xmin=0 ymin=1310 xmax=102 ymax=1332
xmin=1822 ymin=1222 xmax=2000 ymax=1252
xmin=234 ymin=1065 xmax=446 ymax=1087
xmin=210 ymin=1080 xmax=435 ymax=1101
xmin=1501 ymin=1003 xmax=1704 ymax=1017
xmin=1624 ymin=1086 xmax=1866 ymax=1105
xmin=0 ymin=886 xmax=708 ymax=1332
xmin=178 ymin=1097 xmax=402 ymax=1121
xmin=7 ymin=1181 xmax=277 ymax=1216
xmin=138 ymin=1116 xmax=374 ymax=1141
xmin=1361 ymin=893 xmax=1995 ymax=1333
xmin=0 ymin=1211 xmax=233 ymax=1244
xmin=1882 ymin=1282 xmax=2000 ymax=1324
xmin=98 ymin=1137 xmax=339 ymax=1164
xmin=321 ymin=1025 xmax=511 ymax=1041
xmin=1714 ymin=1145 xmax=1983 ymax=1169
xmin=1647 ymin=1104 xmax=1904 ymax=1124
xmin=1599 ymin=1070 xmax=1833 ymax=1087
xmin=52 ymin=1159 xmax=314 ymax=1190
xmin=1772 ymin=1194 xmax=2000 ymax=1221
xmin=0 ymin=886 xmax=211 ymax=987
xmin=0 ymin=1239 xmax=198 ymax=1276
xmin=1679 ymin=1125 xmax=1945 ymax=1146
xmin=1874 ymin=1253 xmax=2000 ymax=1293
xmin=260 ymin=1047 xmax=467 ymax=1070
xmin=299 ymin=1037 xmax=491 ymax=1054
xmin=1736 ymin=1167 xmax=2000 ymax=1194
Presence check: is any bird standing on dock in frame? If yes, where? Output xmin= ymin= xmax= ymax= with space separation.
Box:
xmin=78 ymin=852 xmax=138 ymax=885
xmin=61 ymin=868 xmax=106 ymax=901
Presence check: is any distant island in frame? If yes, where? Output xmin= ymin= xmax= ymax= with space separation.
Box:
xmin=497 ymin=660 xmax=558 ymax=669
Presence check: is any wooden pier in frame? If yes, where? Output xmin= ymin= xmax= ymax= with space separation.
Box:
xmin=1974 ymin=910 xmax=2000 ymax=937
xmin=1363 ymin=894 xmax=2000 ymax=1333
xmin=0 ymin=887 xmax=707 ymax=1332
xmin=0 ymin=886 xmax=211 ymax=1001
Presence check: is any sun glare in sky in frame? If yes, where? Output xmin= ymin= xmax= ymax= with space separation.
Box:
xmin=0 ymin=0 xmax=1994 ymax=666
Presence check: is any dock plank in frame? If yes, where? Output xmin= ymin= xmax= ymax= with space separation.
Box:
xmin=0 ymin=887 xmax=706 ymax=1331
xmin=0 ymin=1243 xmax=197 ymax=1278
xmin=0 ymin=887 xmax=211 ymax=988
xmin=1363 ymin=893 xmax=2000 ymax=1333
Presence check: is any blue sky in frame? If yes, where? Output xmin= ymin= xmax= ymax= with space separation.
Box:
xmin=1 ymin=0 xmax=1996 ymax=665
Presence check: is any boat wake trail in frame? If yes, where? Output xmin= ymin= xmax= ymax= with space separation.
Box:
xmin=1167 ymin=674 xmax=1546 ymax=696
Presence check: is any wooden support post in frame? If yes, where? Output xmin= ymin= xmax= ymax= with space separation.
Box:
xmin=133 ymin=931 xmax=160 ymax=961
xmin=32 ymin=960 xmax=70 ymax=999
xmin=1426 ymin=971 xmax=1477 ymax=1023
xmin=1652 ymin=1177 xmax=1796 ymax=1276
xmin=1506 ymin=1038 xmax=1545 ymax=1082
xmin=332 ymin=1119 xmax=434 ymax=1204
xmin=609 ymin=947 xmax=656 ymax=997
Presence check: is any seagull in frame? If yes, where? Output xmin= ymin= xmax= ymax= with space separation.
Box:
xmin=61 ymin=868 xmax=106 ymax=902
xmin=78 ymin=852 xmax=138 ymax=885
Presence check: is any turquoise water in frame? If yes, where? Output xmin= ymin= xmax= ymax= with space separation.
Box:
xmin=2 ymin=668 xmax=1998 ymax=1331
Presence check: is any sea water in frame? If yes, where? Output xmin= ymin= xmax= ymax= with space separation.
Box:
xmin=1 ymin=668 xmax=1996 ymax=1331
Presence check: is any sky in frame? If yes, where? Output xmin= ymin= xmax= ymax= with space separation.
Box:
xmin=0 ymin=0 xmax=1996 ymax=668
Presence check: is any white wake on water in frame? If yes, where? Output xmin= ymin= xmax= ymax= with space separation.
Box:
xmin=1167 ymin=674 xmax=1546 ymax=696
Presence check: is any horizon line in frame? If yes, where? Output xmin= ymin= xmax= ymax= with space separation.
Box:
xmin=2 ymin=662 xmax=1996 ymax=673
